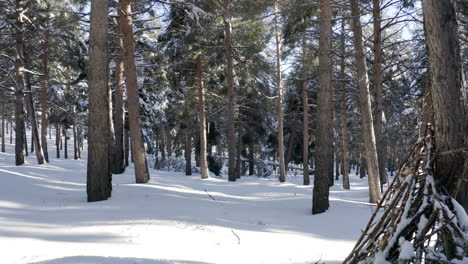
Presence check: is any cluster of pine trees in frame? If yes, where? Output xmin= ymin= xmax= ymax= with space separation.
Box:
xmin=0 ymin=0 xmax=466 ymax=215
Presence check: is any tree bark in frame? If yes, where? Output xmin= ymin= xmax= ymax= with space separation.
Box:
xmin=350 ymin=0 xmax=382 ymax=203
xmin=196 ymin=55 xmax=209 ymax=179
xmin=112 ymin=8 xmax=126 ymax=174
xmin=274 ymin=1 xmax=287 ymax=183
xmin=14 ymin=0 xmax=26 ymax=166
xmin=56 ymin=123 xmax=60 ymax=158
xmin=313 ymin=0 xmax=332 ymax=214
xmin=64 ymin=127 xmax=68 ymax=159
xmin=73 ymin=106 xmax=78 ymax=160
xmin=24 ymin=49 xmax=45 ymax=164
xmin=422 ymin=0 xmax=467 ymax=211
xmin=1 ymin=100 xmax=4 ymax=153
xmin=236 ymin=132 xmax=242 ymax=179
xmin=119 ymin=0 xmax=150 ymax=183
xmin=184 ymin=131 xmax=192 ymax=175
xmin=339 ymin=13 xmax=350 ymax=190
xmin=302 ymin=38 xmax=310 ymax=185
xmin=372 ymin=0 xmax=388 ymax=185
xmin=40 ymin=3 xmax=50 ymax=163
xmin=87 ymin=0 xmax=112 ymax=202
xmin=224 ymin=14 xmax=236 ymax=182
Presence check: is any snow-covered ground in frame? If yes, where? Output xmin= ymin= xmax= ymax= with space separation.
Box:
xmin=0 ymin=131 xmax=377 ymax=264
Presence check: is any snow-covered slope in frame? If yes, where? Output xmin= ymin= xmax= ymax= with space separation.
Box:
xmin=0 ymin=132 xmax=375 ymax=264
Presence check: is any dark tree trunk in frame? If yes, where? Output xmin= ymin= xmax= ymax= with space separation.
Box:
xmin=340 ymin=12 xmax=350 ymax=190
xmin=23 ymin=123 xmax=28 ymax=156
xmin=119 ymin=0 xmax=150 ymax=183
xmin=350 ymin=0 xmax=382 ymax=203
xmin=64 ymin=128 xmax=68 ymax=159
xmin=124 ymin=125 xmax=130 ymax=167
xmin=372 ymin=0 xmax=388 ymax=185
xmin=184 ymin=132 xmax=192 ymax=176
xmin=24 ymin=49 xmax=44 ymax=164
xmin=87 ymin=0 xmax=112 ymax=202
xmin=196 ymin=55 xmax=209 ymax=179
xmin=56 ymin=123 xmax=60 ymax=158
xmin=14 ymin=0 xmax=26 ymax=166
xmin=1 ymin=101 xmax=4 ymax=152
xmin=40 ymin=6 xmax=50 ymax=163
xmin=249 ymin=142 xmax=254 ymax=176
xmin=112 ymin=8 xmax=126 ymax=174
xmin=422 ymin=0 xmax=467 ymax=212
xmin=302 ymin=37 xmax=310 ymax=185
xmin=274 ymin=1 xmax=286 ymax=183
xmin=236 ymin=132 xmax=242 ymax=179
xmin=313 ymin=0 xmax=332 ymax=215
xmin=360 ymin=154 xmax=366 ymax=179
xmin=224 ymin=13 xmax=236 ymax=182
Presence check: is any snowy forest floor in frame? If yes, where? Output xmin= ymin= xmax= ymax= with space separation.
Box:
xmin=0 ymin=131 xmax=379 ymax=264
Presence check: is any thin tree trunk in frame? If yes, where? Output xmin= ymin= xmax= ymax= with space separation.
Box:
xmin=24 ymin=49 xmax=44 ymax=164
xmin=313 ymin=0 xmax=332 ymax=215
xmin=274 ymin=1 xmax=287 ymax=183
xmin=422 ymin=0 xmax=467 ymax=213
xmin=64 ymin=127 xmax=68 ymax=159
xmin=40 ymin=5 xmax=50 ymax=163
xmin=372 ymin=0 xmax=387 ymax=185
xmin=119 ymin=0 xmax=150 ymax=183
xmin=196 ymin=55 xmax=209 ymax=179
xmin=112 ymin=10 xmax=126 ymax=174
xmin=124 ymin=124 xmax=130 ymax=167
xmin=184 ymin=131 xmax=192 ymax=175
xmin=249 ymin=142 xmax=254 ymax=176
xmin=1 ymin=100 xmax=5 ymax=152
xmin=14 ymin=0 xmax=26 ymax=166
xmin=30 ymin=130 xmax=34 ymax=153
xmin=302 ymin=37 xmax=310 ymax=185
xmin=23 ymin=124 xmax=28 ymax=157
xmin=87 ymin=0 xmax=112 ymax=202
xmin=350 ymin=0 xmax=382 ymax=203
xmin=340 ymin=12 xmax=350 ymax=190
xmin=73 ymin=106 xmax=78 ymax=160
xmin=224 ymin=13 xmax=236 ymax=182
xmin=56 ymin=123 xmax=60 ymax=158
xmin=236 ymin=132 xmax=242 ymax=179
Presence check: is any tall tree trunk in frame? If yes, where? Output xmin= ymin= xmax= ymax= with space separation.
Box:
xmin=372 ymin=0 xmax=387 ymax=185
xmin=112 ymin=9 xmax=126 ymax=174
xmin=64 ymin=127 xmax=68 ymax=159
xmin=24 ymin=49 xmax=44 ymax=164
xmin=422 ymin=0 xmax=467 ymax=212
xmin=14 ymin=0 xmax=26 ymax=166
xmin=119 ymin=0 xmax=150 ymax=183
xmin=224 ymin=14 xmax=236 ymax=182
xmin=87 ymin=0 xmax=112 ymax=202
xmin=302 ymin=37 xmax=310 ymax=185
xmin=236 ymin=132 xmax=242 ymax=179
xmin=184 ymin=130 xmax=192 ymax=176
xmin=23 ymin=125 xmax=28 ymax=156
xmin=350 ymin=0 xmax=382 ymax=203
xmin=313 ymin=0 xmax=332 ymax=215
xmin=274 ymin=1 xmax=287 ymax=183
xmin=1 ymin=100 xmax=5 ymax=152
xmin=124 ymin=122 xmax=130 ymax=167
xmin=328 ymin=64 xmax=334 ymax=187
xmin=249 ymin=142 xmax=254 ymax=176
xmin=340 ymin=13 xmax=350 ymax=190
xmin=40 ymin=5 xmax=50 ymax=163
xmin=56 ymin=123 xmax=60 ymax=158
xmin=73 ymin=106 xmax=78 ymax=160
xmin=196 ymin=55 xmax=209 ymax=179
xmin=108 ymin=80 xmax=117 ymax=172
